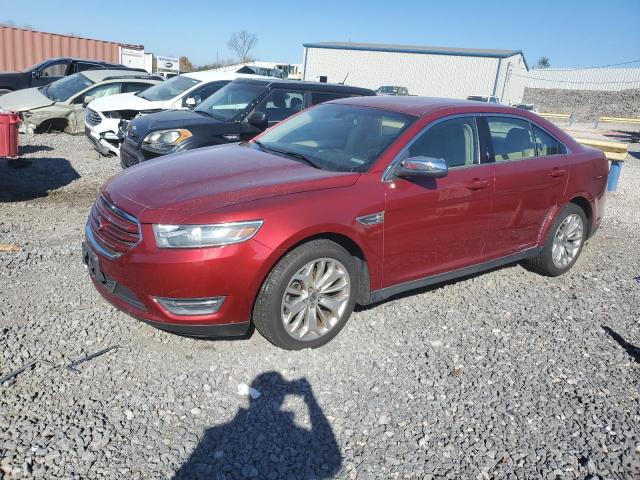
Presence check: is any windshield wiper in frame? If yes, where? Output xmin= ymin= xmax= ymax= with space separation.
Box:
xmin=254 ymin=142 xmax=321 ymax=169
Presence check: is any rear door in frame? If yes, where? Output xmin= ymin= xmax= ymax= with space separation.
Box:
xmin=383 ymin=115 xmax=495 ymax=286
xmin=481 ymin=115 xmax=571 ymax=259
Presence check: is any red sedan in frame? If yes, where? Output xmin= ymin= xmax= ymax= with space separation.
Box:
xmin=83 ymin=96 xmax=608 ymax=350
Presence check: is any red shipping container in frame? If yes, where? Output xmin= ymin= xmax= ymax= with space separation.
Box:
xmin=0 ymin=111 xmax=20 ymax=158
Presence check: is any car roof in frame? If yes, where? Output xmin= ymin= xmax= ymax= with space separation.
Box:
xmin=80 ymin=69 xmax=158 ymax=82
xmin=45 ymin=57 xmax=122 ymax=65
xmin=231 ymin=77 xmax=375 ymax=95
xmin=328 ymin=95 xmax=525 ymax=117
xmin=179 ymin=71 xmax=280 ymax=82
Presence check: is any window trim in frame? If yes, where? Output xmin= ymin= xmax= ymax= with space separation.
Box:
xmin=381 ymin=113 xmax=482 ymax=182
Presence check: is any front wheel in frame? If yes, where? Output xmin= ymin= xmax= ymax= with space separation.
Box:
xmin=253 ymin=240 xmax=358 ymax=350
xmin=524 ymin=203 xmax=587 ymax=276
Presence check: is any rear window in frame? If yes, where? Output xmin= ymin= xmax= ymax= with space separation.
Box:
xmin=310 ymin=92 xmax=350 ymax=105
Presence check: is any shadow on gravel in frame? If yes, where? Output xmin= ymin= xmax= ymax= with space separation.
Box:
xmin=174 ymin=372 xmax=341 ymax=479
xmin=602 ymin=326 xmax=640 ymax=364
xmin=603 ymin=129 xmax=639 ymax=143
xmin=0 ymin=157 xmax=80 ymax=202
xmin=18 ymin=144 xmax=54 ymax=155
xmin=629 ymin=151 xmax=640 ymax=160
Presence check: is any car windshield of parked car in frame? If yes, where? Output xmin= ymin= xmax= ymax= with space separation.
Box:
xmin=254 ymin=103 xmax=415 ymax=173
xmin=467 ymin=96 xmax=488 ymax=102
xmin=41 ymin=73 xmax=94 ymax=102
xmin=377 ymin=86 xmax=399 ymax=94
xmin=194 ymin=82 xmax=265 ymax=120
xmin=136 ymin=75 xmax=200 ymax=101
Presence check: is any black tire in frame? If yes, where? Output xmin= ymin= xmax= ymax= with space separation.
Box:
xmin=524 ymin=203 xmax=588 ymax=277
xmin=253 ymin=239 xmax=358 ymax=350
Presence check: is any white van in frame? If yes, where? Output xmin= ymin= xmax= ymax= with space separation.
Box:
xmin=85 ymin=71 xmax=256 ymax=156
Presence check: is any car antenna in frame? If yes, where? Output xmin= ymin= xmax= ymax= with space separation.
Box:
xmin=340 ymin=72 xmax=350 ymax=85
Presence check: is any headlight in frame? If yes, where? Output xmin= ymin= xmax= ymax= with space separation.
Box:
xmin=153 ymin=221 xmax=263 ymax=248
xmin=143 ymin=129 xmax=192 ymax=151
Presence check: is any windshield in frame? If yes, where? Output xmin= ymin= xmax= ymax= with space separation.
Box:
xmin=467 ymin=96 xmax=488 ymax=102
xmin=136 ymin=75 xmax=200 ymax=101
xmin=42 ymin=73 xmax=93 ymax=102
xmin=195 ymin=82 xmax=265 ymax=120
xmin=255 ymin=103 xmax=415 ymax=173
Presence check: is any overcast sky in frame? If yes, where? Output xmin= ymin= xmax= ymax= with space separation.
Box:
xmin=2 ymin=0 xmax=639 ymax=68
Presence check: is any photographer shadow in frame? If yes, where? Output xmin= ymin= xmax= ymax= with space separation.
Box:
xmin=174 ymin=372 xmax=341 ymax=479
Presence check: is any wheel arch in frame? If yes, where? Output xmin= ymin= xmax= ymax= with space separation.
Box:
xmin=253 ymin=230 xmax=373 ymax=311
xmin=568 ymin=195 xmax=593 ymax=234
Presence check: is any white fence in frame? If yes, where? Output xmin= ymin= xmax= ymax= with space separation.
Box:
xmin=522 ymin=67 xmax=640 ymax=91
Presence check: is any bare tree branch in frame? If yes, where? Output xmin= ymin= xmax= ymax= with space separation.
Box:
xmin=227 ymin=31 xmax=258 ymax=63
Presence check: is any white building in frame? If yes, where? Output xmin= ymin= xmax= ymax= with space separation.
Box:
xmin=302 ymin=42 xmax=529 ymax=105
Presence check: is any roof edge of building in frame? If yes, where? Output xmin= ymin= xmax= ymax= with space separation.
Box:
xmin=0 ymin=25 xmax=143 ymax=49
xmin=303 ymin=41 xmax=522 ymax=60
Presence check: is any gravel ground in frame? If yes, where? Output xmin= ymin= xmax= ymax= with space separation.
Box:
xmin=1 ymin=133 xmax=639 ymax=479
xmin=523 ymin=88 xmax=640 ymax=124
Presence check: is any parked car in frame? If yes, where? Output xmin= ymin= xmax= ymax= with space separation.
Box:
xmin=0 ymin=57 xmax=142 ymax=95
xmin=0 ymin=70 xmax=161 ymax=134
xmin=467 ymin=95 xmax=500 ymax=104
xmin=85 ymin=72 xmax=260 ymax=156
xmin=119 ymin=77 xmax=374 ymax=168
xmin=83 ymin=96 xmax=608 ymax=350
xmin=376 ymin=85 xmax=409 ymax=96
xmin=515 ymin=103 xmax=539 ymax=113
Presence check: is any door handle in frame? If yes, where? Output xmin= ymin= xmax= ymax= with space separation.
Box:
xmin=466 ymin=179 xmax=489 ymax=190
xmin=548 ymin=168 xmax=567 ymax=178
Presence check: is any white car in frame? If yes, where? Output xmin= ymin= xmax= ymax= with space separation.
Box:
xmin=84 ymin=71 xmax=256 ymax=156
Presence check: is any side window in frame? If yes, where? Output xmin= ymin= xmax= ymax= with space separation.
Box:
xmin=122 ymin=82 xmax=153 ymax=94
xmin=409 ymin=117 xmax=478 ymax=168
xmin=40 ymin=61 xmax=69 ymax=77
xmin=76 ymin=62 xmax=103 ymax=73
xmin=72 ymin=82 xmax=122 ymax=104
xmin=487 ymin=117 xmax=535 ymax=161
xmin=532 ymin=125 xmax=567 ymax=156
xmin=254 ymin=89 xmax=305 ymax=122
xmin=310 ymin=92 xmax=347 ymax=106
xmin=184 ymin=81 xmax=227 ymax=107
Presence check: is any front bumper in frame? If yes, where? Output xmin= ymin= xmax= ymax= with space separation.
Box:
xmin=120 ymin=138 xmax=168 ymax=168
xmin=82 ymin=223 xmax=274 ymax=338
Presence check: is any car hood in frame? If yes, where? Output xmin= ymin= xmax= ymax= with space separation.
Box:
xmin=128 ymin=109 xmax=221 ymax=135
xmin=103 ymin=143 xmax=359 ymax=224
xmin=89 ymin=92 xmax=166 ymax=112
xmin=0 ymin=87 xmax=54 ymax=111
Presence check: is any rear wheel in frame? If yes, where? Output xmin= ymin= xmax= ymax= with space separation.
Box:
xmin=253 ymin=240 xmax=358 ymax=350
xmin=524 ymin=203 xmax=587 ymax=276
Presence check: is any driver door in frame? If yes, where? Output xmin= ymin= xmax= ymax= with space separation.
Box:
xmin=32 ymin=60 xmax=71 ymax=87
xmin=382 ymin=116 xmax=495 ymax=287
xmin=68 ymin=82 xmax=122 ymax=132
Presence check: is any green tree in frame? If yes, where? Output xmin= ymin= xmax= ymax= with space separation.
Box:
xmin=536 ymin=56 xmax=551 ymax=69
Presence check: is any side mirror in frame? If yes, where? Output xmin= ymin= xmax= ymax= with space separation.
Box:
xmin=82 ymin=95 xmax=95 ymax=107
xmin=32 ymin=70 xmax=41 ymax=78
xmin=185 ymin=97 xmax=197 ymax=108
xmin=247 ymin=111 xmax=268 ymax=128
xmin=395 ymin=156 xmax=448 ymax=178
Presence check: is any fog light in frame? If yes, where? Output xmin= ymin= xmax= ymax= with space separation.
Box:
xmin=155 ymin=296 xmax=225 ymax=316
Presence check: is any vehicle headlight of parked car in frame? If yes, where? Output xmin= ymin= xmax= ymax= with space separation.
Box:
xmin=152 ymin=221 xmax=263 ymax=248
xmin=143 ymin=129 xmax=192 ymax=152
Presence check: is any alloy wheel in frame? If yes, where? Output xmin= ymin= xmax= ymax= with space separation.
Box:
xmin=552 ymin=213 xmax=584 ymax=268
xmin=281 ymin=258 xmax=351 ymax=341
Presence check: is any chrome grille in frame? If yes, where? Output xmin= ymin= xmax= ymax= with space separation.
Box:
xmin=87 ymin=196 xmax=140 ymax=258
xmin=85 ymin=109 xmax=102 ymax=127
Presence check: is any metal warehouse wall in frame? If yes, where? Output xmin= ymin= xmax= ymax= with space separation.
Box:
xmin=0 ymin=26 xmax=141 ymax=71
xmin=496 ymin=54 xmax=529 ymax=105
xmin=525 ymin=67 xmax=640 ymax=91
xmin=304 ymin=47 xmax=512 ymax=100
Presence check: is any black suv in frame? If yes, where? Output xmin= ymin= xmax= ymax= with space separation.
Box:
xmin=119 ymin=78 xmax=375 ymax=168
xmin=0 ymin=57 xmax=141 ymax=95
